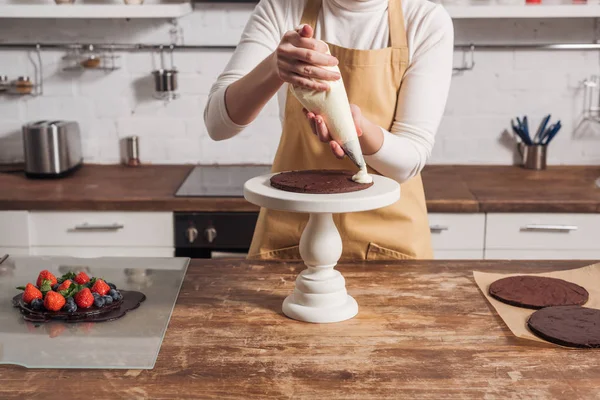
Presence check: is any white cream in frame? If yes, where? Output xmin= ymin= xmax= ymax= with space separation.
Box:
xmin=352 ymin=166 xmax=373 ymax=184
xmin=289 ymin=42 xmax=369 ymax=181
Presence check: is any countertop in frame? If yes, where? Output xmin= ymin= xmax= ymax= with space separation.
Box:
xmin=0 ymin=164 xmax=599 ymax=213
xmin=1 ymin=259 xmax=598 ymax=399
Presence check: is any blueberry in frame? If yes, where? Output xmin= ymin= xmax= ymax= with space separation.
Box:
xmin=92 ymin=292 xmax=100 ymax=299
xmin=52 ymin=284 xmax=59 ymax=291
xmin=102 ymin=295 xmax=113 ymax=305
xmin=107 ymin=282 xmax=117 ymax=290
xmin=30 ymin=298 xmax=43 ymax=311
xmin=63 ymin=302 xmax=77 ymax=313
xmin=109 ymin=289 xmax=122 ymax=301
xmin=93 ymin=296 xmax=105 ymax=308
xmin=66 ymin=297 xmax=75 ymax=305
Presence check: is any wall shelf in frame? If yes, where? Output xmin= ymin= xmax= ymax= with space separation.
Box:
xmin=0 ymin=3 xmax=192 ymax=19
xmin=446 ymin=4 xmax=600 ymax=19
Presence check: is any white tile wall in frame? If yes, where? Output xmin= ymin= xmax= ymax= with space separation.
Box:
xmin=0 ymin=3 xmax=599 ymax=165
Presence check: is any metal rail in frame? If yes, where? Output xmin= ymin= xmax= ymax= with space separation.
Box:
xmin=1 ymin=42 xmax=600 ymax=51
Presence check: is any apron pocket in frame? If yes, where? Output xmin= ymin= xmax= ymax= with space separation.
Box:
xmin=366 ymin=243 xmax=415 ymax=261
xmin=249 ymin=245 xmax=301 ymax=261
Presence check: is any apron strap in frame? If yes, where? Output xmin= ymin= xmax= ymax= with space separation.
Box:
xmin=300 ymin=0 xmax=322 ymax=31
xmin=388 ymin=0 xmax=408 ymax=49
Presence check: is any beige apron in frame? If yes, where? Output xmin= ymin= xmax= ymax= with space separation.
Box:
xmin=248 ymin=0 xmax=433 ymax=260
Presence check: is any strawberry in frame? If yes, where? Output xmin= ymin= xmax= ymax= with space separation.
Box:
xmin=74 ymin=271 xmax=90 ymax=285
xmin=43 ymin=291 xmax=66 ymax=312
xmin=75 ymin=288 xmax=94 ymax=309
xmin=22 ymin=283 xmax=42 ymax=304
xmin=36 ymin=270 xmax=57 ymax=288
xmin=91 ymin=279 xmax=110 ymax=296
xmin=57 ymin=279 xmax=72 ymax=292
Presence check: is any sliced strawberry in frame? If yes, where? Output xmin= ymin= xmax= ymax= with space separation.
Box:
xmin=57 ymin=279 xmax=72 ymax=292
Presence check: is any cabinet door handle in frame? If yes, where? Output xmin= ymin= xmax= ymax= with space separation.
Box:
xmin=72 ymin=223 xmax=124 ymax=232
xmin=521 ymin=224 xmax=578 ymax=232
xmin=430 ymin=225 xmax=449 ymax=233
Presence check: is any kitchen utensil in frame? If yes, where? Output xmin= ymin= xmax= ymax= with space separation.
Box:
xmin=522 ymin=115 xmax=530 ymax=139
xmin=534 ymin=114 xmax=551 ymax=144
xmin=543 ymin=122 xmax=561 ymax=145
xmin=152 ymin=46 xmax=178 ymax=101
xmin=11 ymin=76 xmax=34 ymax=95
xmin=0 ymin=254 xmax=8 ymax=266
xmin=22 ymin=120 xmax=82 ymax=178
xmin=515 ymin=116 xmax=532 ymax=145
xmin=518 ymin=143 xmax=547 ymax=170
xmin=0 ymin=75 xmax=8 ymax=92
xmin=125 ymin=135 xmax=140 ymax=167
xmin=511 ymin=119 xmax=532 ymax=145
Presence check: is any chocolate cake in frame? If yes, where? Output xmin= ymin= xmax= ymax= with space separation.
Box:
xmin=12 ymin=290 xmax=145 ymax=323
xmin=270 ymin=170 xmax=373 ymax=194
xmin=528 ymin=306 xmax=600 ymax=348
xmin=489 ymin=275 xmax=589 ymax=309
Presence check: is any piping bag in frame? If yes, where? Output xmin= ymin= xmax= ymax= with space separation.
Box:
xmin=289 ymin=29 xmax=372 ymax=184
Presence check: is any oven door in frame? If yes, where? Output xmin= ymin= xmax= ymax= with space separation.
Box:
xmin=174 ymin=212 xmax=258 ymax=259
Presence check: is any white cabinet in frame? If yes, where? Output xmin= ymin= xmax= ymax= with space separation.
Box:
xmin=429 ymin=213 xmax=485 ymax=260
xmin=0 ymin=211 xmax=174 ymax=258
xmin=30 ymin=212 xmax=172 ymax=247
xmin=485 ymin=213 xmax=600 ymax=260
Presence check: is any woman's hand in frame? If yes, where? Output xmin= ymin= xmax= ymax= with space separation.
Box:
xmin=303 ymin=104 xmax=364 ymax=159
xmin=272 ymin=24 xmax=340 ymax=91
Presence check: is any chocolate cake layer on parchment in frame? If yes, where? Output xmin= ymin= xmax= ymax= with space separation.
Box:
xmin=270 ymin=170 xmax=373 ymax=194
xmin=489 ymin=275 xmax=589 ymax=309
xmin=528 ymin=306 xmax=600 ymax=348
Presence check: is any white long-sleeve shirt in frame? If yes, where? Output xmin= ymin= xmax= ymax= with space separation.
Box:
xmin=204 ymin=0 xmax=454 ymax=183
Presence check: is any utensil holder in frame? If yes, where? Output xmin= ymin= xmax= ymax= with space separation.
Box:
xmin=518 ymin=143 xmax=547 ymax=170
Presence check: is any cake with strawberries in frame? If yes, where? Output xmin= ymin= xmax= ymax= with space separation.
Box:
xmin=13 ymin=270 xmax=145 ymax=323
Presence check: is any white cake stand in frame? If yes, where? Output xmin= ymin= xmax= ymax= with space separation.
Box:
xmin=244 ymin=173 xmax=400 ymax=323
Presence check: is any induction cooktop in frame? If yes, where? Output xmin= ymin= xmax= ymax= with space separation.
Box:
xmin=175 ymin=165 xmax=272 ymax=197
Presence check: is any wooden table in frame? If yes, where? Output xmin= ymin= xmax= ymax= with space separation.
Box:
xmin=1 ymin=259 xmax=599 ymax=399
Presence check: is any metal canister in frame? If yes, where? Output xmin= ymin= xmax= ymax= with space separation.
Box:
xmin=518 ymin=143 xmax=547 ymax=170
xmin=125 ymin=136 xmax=140 ymax=167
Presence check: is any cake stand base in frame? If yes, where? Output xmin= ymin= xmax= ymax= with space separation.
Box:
xmin=283 ymin=294 xmax=358 ymax=324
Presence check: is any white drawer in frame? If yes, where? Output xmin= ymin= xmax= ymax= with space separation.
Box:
xmin=30 ymin=212 xmax=173 ymax=247
xmin=486 ymin=213 xmax=600 ymax=250
xmin=31 ymin=246 xmax=174 ymax=258
xmin=428 ymin=213 xmax=485 ymax=250
xmin=485 ymin=249 xmax=600 ymax=260
xmin=0 ymin=211 xmax=29 ymax=247
xmin=434 ymin=250 xmax=484 ymax=260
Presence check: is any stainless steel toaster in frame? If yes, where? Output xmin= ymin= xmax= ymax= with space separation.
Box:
xmin=22 ymin=120 xmax=83 ymax=178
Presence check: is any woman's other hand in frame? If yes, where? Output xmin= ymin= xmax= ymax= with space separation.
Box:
xmin=303 ymin=104 xmax=364 ymax=159
xmin=272 ymin=24 xmax=340 ymax=91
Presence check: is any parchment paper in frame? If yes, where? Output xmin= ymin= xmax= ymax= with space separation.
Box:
xmin=473 ymin=263 xmax=600 ymax=345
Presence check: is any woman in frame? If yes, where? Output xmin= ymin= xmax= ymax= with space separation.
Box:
xmin=204 ymin=0 xmax=454 ymax=260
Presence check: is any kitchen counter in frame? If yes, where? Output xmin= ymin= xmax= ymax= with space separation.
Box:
xmin=0 ymin=164 xmax=598 ymax=212
xmin=1 ymin=259 xmax=598 ymax=399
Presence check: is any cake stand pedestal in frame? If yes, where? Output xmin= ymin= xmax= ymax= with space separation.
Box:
xmin=244 ymin=174 xmax=400 ymax=323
